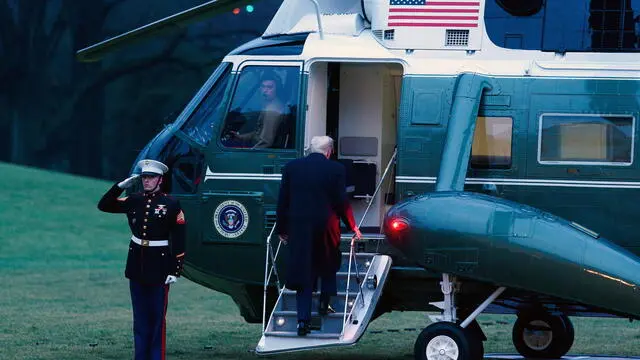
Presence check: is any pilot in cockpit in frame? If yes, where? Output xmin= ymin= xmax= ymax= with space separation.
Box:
xmin=229 ymin=71 xmax=285 ymax=148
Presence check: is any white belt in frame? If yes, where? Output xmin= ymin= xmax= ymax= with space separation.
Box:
xmin=131 ymin=235 xmax=169 ymax=247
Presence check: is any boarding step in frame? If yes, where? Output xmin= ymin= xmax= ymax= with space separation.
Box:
xmin=338 ymin=252 xmax=377 ymax=273
xmin=277 ymin=290 xmax=358 ymax=314
xmin=265 ymin=311 xmax=345 ymax=336
xmin=340 ymin=233 xmax=386 ymax=241
xmin=337 ymin=272 xmax=366 ymax=292
xmin=264 ymin=331 xmax=341 ymax=339
xmin=256 ymin=254 xmax=393 ymax=355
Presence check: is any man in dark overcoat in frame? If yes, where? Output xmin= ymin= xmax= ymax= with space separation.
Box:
xmin=275 ymin=135 xmax=361 ymax=336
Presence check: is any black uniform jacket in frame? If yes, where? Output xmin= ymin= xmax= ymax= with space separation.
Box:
xmin=98 ymin=184 xmax=186 ymax=285
xmin=275 ymin=153 xmax=356 ymax=293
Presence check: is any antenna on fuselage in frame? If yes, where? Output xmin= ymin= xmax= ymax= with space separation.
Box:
xmin=305 ymin=0 xmax=324 ymax=40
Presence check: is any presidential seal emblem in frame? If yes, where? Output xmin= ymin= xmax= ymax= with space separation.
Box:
xmin=213 ymin=200 xmax=249 ymax=238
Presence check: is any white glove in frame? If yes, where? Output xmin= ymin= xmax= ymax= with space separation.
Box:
xmin=165 ymin=275 xmax=177 ymax=285
xmin=117 ymin=175 xmax=140 ymax=189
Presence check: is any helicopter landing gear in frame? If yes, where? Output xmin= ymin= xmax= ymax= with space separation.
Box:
xmin=415 ymin=274 xmax=505 ymax=360
xmin=415 ymin=322 xmax=479 ymax=360
xmin=512 ymin=311 xmax=574 ymax=359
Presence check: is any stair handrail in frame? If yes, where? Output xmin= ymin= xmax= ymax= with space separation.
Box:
xmin=355 ymin=147 xmax=397 ymax=232
xmin=262 ymin=221 xmax=284 ymax=332
xmin=341 ymin=148 xmax=397 ymax=337
xmin=341 ymin=234 xmax=366 ymax=337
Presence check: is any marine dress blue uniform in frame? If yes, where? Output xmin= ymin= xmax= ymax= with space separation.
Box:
xmin=98 ymin=160 xmax=185 ymax=360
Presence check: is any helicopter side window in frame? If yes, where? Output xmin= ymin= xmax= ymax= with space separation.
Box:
xmin=221 ymin=66 xmax=300 ymax=150
xmin=495 ymin=0 xmax=543 ymax=16
xmin=471 ymin=117 xmax=513 ymax=169
xmin=539 ymin=114 xmax=634 ymax=165
xmin=486 ymin=0 xmax=640 ymax=52
xmin=180 ymin=62 xmax=233 ymax=146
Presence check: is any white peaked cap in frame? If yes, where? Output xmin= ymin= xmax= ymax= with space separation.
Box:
xmin=137 ymin=159 xmax=168 ymax=176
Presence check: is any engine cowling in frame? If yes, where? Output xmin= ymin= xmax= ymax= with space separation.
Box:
xmin=383 ymin=191 xmax=640 ymax=318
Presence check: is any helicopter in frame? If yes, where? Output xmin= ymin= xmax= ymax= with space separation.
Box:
xmin=78 ymin=0 xmax=640 ymax=359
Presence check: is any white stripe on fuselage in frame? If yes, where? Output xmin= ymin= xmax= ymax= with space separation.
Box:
xmin=396 ymin=176 xmax=640 ymax=189
xmin=205 ymin=173 xmax=282 ymax=181
xmin=204 ymin=167 xmax=282 ymax=181
xmin=203 ymin=170 xmax=640 ymax=189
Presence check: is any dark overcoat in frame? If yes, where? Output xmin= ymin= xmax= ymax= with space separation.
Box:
xmin=275 ymin=153 xmax=356 ymax=293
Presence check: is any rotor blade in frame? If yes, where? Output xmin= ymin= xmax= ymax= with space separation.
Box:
xmin=76 ymin=0 xmax=254 ymax=62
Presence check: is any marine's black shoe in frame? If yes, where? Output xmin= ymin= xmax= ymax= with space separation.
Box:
xmin=297 ymin=321 xmax=311 ymax=336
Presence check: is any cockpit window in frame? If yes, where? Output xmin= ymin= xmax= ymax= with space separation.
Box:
xmin=220 ymin=65 xmax=300 ymax=150
xmin=180 ymin=62 xmax=233 ymax=146
xmin=158 ymin=136 xmax=204 ymax=194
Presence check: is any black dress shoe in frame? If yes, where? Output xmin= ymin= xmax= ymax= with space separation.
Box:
xmin=297 ymin=321 xmax=310 ymax=336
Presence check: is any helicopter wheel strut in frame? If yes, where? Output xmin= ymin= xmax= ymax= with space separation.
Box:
xmin=512 ymin=311 xmax=574 ymax=359
xmin=415 ymin=274 xmax=505 ymax=360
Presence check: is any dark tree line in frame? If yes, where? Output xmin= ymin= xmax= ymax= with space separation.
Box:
xmin=0 ymin=0 xmax=280 ymax=179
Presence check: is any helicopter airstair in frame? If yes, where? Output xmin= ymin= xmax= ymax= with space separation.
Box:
xmin=256 ymin=149 xmax=398 ymax=355
xmin=256 ymin=239 xmax=392 ymax=354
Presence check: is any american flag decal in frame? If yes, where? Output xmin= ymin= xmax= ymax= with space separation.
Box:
xmin=388 ymin=0 xmax=480 ymax=28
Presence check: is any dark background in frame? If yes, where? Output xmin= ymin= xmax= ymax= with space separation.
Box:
xmin=0 ymin=0 xmax=282 ymax=180
xmin=4 ymin=0 xmax=638 ymax=181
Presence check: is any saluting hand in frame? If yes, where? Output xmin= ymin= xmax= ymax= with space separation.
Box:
xmin=117 ymin=175 xmax=140 ymax=189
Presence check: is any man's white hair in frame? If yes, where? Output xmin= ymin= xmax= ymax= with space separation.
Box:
xmin=309 ymin=135 xmax=334 ymax=154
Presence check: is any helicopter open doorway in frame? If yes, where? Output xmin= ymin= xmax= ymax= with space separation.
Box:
xmin=257 ymin=60 xmax=405 ymax=352
xmin=305 ymin=61 xmax=404 ymax=232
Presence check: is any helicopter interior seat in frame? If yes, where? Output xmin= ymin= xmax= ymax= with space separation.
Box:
xmin=337 ymin=158 xmax=356 ymax=196
xmin=338 ymin=136 xmax=378 ymax=198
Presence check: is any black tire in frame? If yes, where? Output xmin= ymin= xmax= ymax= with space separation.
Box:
xmin=512 ymin=312 xmax=574 ymax=358
xmin=457 ymin=310 xmax=486 ymax=360
xmin=415 ymin=322 xmax=481 ymax=360
xmin=557 ymin=315 xmax=575 ymax=356
xmin=463 ymin=321 xmax=485 ymax=360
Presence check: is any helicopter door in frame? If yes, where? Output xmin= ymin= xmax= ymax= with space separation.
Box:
xmin=200 ymin=62 xmax=302 ymax=271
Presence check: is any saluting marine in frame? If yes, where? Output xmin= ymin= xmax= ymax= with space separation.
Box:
xmin=98 ymin=159 xmax=186 ymax=360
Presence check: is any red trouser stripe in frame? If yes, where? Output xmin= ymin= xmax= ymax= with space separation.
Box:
xmin=162 ymin=285 xmax=169 ymax=360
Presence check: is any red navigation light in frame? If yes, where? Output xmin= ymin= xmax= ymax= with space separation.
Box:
xmin=390 ymin=218 xmax=409 ymax=232
xmin=232 ymin=7 xmax=241 ymax=15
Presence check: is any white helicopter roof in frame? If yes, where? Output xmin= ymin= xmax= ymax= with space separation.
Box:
xmin=264 ymin=0 xmax=366 ymax=37
xmin=264 ymin=0 xmax=485 ymax=51
xmin=253 ymin=0 xmax=640 ymax=80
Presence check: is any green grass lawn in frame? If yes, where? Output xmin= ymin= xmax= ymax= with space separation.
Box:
xmin=1 ymin=161 xmax=639 ymax=359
